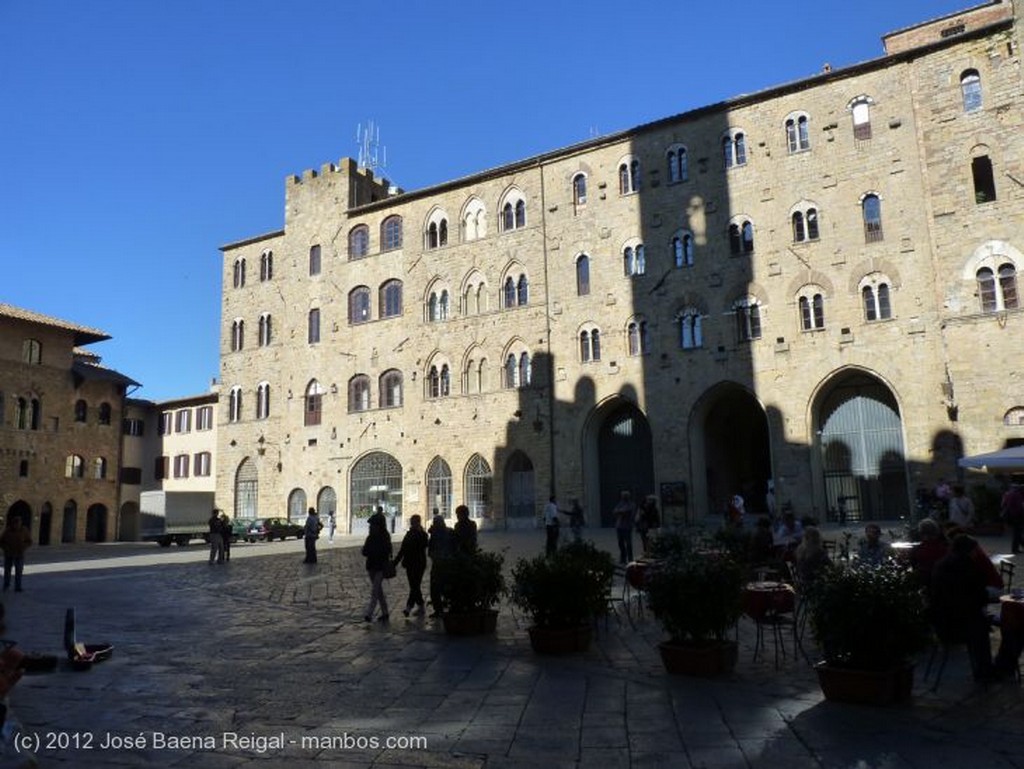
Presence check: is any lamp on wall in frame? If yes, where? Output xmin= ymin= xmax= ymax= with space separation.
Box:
xmin=257 ymin=435 xmax=267 ymax=456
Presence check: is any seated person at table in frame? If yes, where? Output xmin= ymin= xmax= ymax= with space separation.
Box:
xmin=945 ymin=525 xmax=1004 ymax=592
xmin=772 ymin=511 xmax=803 ymax=557
xmin=856 ymin=523 xmax=892 ymax=565
xmin=910 ymin=518 xmax=949 ymax=586
xmin=794 ymin=526 xmax=831 ymax=585
xmin=929 ymin=535 xmax=994 ymax=682
xmin=948 ymin=485 xmax=975 ymax=530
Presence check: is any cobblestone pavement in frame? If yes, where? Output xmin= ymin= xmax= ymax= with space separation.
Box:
xmin=3 ymin=526 xmax=1022 ymax=768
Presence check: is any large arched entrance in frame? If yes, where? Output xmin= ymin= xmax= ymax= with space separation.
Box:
xmin=814 ymin=371 xmax=909 ymax=521
xmin=349 ymin=452 xmax=403 ymax=535
xmin=85 ymin=504 xmax=108 ymax=542
xmin=690 ymin=383 xmax=772 ymax=519
xmin=235 ymin=458 xmax=258 ymax=519
xmin=597 ymin=402 xmax=654 ymax=527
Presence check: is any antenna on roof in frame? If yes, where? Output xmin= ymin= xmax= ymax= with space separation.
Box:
xmin=356 ymin=120 xmax=388 ymax=176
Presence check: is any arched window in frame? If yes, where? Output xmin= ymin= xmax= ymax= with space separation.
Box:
xmin=977 ymin=264 xmax=1019 ymax=313
xmin=305 ymin=380 xmax=323 ymax=426
xmin=672 ymin=231 xmax=695 ymax=268
xmin=228 ymin=386 xmax=242 ymax=423
xmin=862 ymin=194 xmax=883 ymax=242
xmin=579 ymin=328 xmax=601 ymax=363
xmin=232 ymin=257 xmax=246 ymax=288
xmin=381 ymin=216 xmax=403 ymax=251
xmin=667 ymin=145 xmax=688 ymax=183
xmin=349 ymin=225 xmax=370 ymax=259
xmin=380 ymin=279 xmax=402 ymax=318
xmin=428 ymin=289 xmax=450 ymax=322
xmin=309 ymin=244 xmax=321 ymax=276
xmin=576 ymin=254 xmax=590 ymax=296
xmin=729 ymin=220 xmax=754 ymax=254
xmin=462 ymin=198 xmax=487 ymax=241
xmin=519 ymin=352 xmax=531 ymax=387
xmin=465 ymin=454 xmax=493 ymax=519
xmin=618 ymin=158 xmax=640 ymax=194
xmin=98 ymin=403 xmax=111 ymax=425
xmin=972 ymin=155 xmax=997 ymax=203
xmin=256 ymin=382 xmax=270 ymax=419
xmin=349 ymin=286 xmax=371 ymax=324
xmin=74 ymin=399 xmax=87 ymax=423
xmin=679 ymin=311 xmax=702 ymax=349
xmin=799 ymin=292 xmax=825 ymax=331
xmin=258 ymin=313 xmax=272 ymax=346
xmin=572 ymin=173 xmax=587 ymax=207
xmin=792 ymin=207 xmax=819 ymax=242
xmin=515 ymin=200 xmax=526 ymax=228
xmin=504 ymin=354 xmax=518 ymax=389
xmin=961 ymin=69 xmax=982 ymax=112
xmin=231 ymin=319 xmax=244 ymax=351
xmin=623 ymin=244 xmax=645 ymax=277
xmin=785 ymin=114 xmax=810 ymax=152
xmin=723 ymin=131 xmax=746 ymax=168
xmin=426 ymin=211 xmax=449 ymax=249
xmin=307 ymin=308 xmax=320 ymax=344
xmin=380 ymin=370 xmax=403 ymax=408
xmin=65 ymin=454 xmax=84 ymax=479
xmin=862 ymin=282 xmax=893 ymax=322
xmin=517 ymin=275 xmax=529 ymax=306
xmin=627 ymin=320 xmax=648 ymax=356
xmin=93 ymin=457 xmax=107 ymax=480
xmin=503 ymin=277 xmax=516 ymax=309
xmin=260 ymin=250 xmax=273 ymax=281
xmin=427 ymin=365 xmax=450 ymax=399
xmin=349 ymin=375 xmax=371 ymax=412
xmin=426 ymin=457 xmax=453 ymax=519
xmin=734 ymin=298 xmax=762 ymax=341
xmin=850 ymin=96 xmax=872 ymax=140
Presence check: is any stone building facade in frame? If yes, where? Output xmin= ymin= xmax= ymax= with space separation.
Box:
xmin=0 ymin=304 xmax=138 ymax=544
xmin=217 ymin=1 xmax=1024 ymax=533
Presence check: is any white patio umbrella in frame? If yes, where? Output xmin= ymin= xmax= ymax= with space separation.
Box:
xmin=957 ymin=445 xmax=1024 ymax=472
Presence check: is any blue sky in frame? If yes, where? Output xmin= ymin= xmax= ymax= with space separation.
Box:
xmin=0 ymin=0 xmax=973 ymax=402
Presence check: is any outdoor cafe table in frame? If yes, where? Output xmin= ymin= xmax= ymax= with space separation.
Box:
xmin=742 ymin=581 xmax=795 ymax=620
xmin=1000 ymin=593 xmax=1024 ymax=634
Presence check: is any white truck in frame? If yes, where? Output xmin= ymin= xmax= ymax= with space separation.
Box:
xmin=139 ymin=490 xmax=215 ymax=547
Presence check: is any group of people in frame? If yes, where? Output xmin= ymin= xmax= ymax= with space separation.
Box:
xmin=542 ymin=496 xmax=585 ymax=556
xmin=207 ymin=509 xmax=234 ymax=564
xmin=362 ymin=504 xmax=479 ymax=623
xmin=612 ymin=491 xmax=661 ymax=564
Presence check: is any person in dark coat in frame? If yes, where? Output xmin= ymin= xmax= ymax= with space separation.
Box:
xmin=1 ymin=516 xmax=32 ymax=592
xmin=393 ymin=514 xmax=429 ymax=617
xmin=302 ymin=507 xmax=321 ymax=564
xmin=362 ymin=513 xmax=392 ymax=622
xmin=452 ymin=504 xmax=478 ymax=554
xmin=427 ymin=515 xmax=454 ymax=617
xmin=929 ymin=534 xmax=994 ymax=681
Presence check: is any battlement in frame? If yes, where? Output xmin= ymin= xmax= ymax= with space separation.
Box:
xmin=284 ymin=156 xmax=400 ymax=224
xmin=883 ymin=0 xmax=1013 ymax=55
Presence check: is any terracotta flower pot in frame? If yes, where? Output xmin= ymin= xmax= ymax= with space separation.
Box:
xmin=658 ymin=640 xmax=738 ymax=677
xmin=815 ymin=662 xmax=915 ymax=705
xmin=527 ymin=625 xmax=593 ymax=654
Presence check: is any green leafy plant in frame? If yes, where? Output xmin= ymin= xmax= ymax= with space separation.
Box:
xmin=645 ymin=544 xmax=746 ymax=646
xmin=432 ymin=549 xmax=506 ymax=614
xmin=807 ymin=560 xmax=930 ymax=671
xmin=511 ymin=541 xmax=615 ymax=629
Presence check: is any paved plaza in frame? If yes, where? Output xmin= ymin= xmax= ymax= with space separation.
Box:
xmin=3 ymin=526 xmax=1022 ymax=768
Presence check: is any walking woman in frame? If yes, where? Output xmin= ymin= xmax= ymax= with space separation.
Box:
xmin=393 ymin=514 xmax=429 ymax=617
xmin=362 ymin=511 xmax=392 ymax=623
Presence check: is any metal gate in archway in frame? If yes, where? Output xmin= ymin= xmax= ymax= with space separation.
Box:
xmin=598 ymin=403 xmax=654 ymax=527
xmin=350 ymin=452 xmax=403 ymax=535
xmin=819 ymin=377 xmax=909 ymax=522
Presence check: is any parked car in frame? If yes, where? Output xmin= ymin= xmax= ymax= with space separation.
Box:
xmin=246 ymin=517 xmax=304 ymax=542
xmin=229 ymin=518 xmax=255 ymax=543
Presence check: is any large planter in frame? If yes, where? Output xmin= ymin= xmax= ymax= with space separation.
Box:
xmin=658 ymin=640 xmax=737 ymax=677
xmin=815 ymin=662 xmax=915 ymax=705
xmin=527 ymin=625 xmax=592 ymax=655
xmin=442 ymin=609 xmax=498 ymax=637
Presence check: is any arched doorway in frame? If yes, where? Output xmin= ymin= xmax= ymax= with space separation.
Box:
xmin=39 ymin=502 xmax=53 ymax=546
xmin=85 ymin=504 xmax=108 ymax=542
xmin=691 ymin=383 xmax=772 ymax=519
xmin=504 ymin=451 xmax=535 ymax=525
xmin=349 ymin=452 xmax=403 ymax=535
xmin=464 ymin=454 xmax=493 ymax=522
xmin=118 ymin=501 xmax=139 ymax=541
xmin=316 ymin=487 xmax=337 ymax=519
xmin=287 ymin=488 xmax=307 ymax=521
xmin=426 ymin=457 xmax=453 ymax=519
xmin=815 ymin=371 xmax=909 ymax=521
xmin=235 ymin=458 xmax=258 ymax=519
xmin=62 ymin=500 xmax=78 ymax=543
xmin=597 ymin=402 xmax=654 ymax=526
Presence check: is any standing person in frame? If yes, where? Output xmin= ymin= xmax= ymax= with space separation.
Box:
xmin=393 ymin=514 xmax=429 ymax=617
xmin=1001 ymin=482 xmax=1024 ymax=555
xmin=452 ymin=504 xmax=478 ymax=554
xmin=543 ymin=496 xmax=561 ymax=557
xmin=427 ymin=515 xmax=453 ymax=617
xmin=327 ymin=511 xmax=336 ymax=544
xmin=1 ymin=517 xmax=32 ymax=592
xmin=219 ymin=512 xmax=233 ymax=563
xmin=613 ymin=491 xmax=635 ymax=565
xmin=726 ymin=493 xmax=746 ymax=528
xmin=208 ymin=509 xmax=224 ymax=565
xmin=302 ymin=507 xmax=321 ymax=564
xmin=947 ymin=485 xmax=975 ymax=529
xmin=362 ymin=512 xmax=392 ymax=623
xmin=856 ymin=523 xmax=892 ymax=565
xmin=637 ymin=495 xmax=661 ymax=554
xmin=930 ymin=534 xmax=994 ymax=682
xmin=568 ymin=499 xmax=585 ymax=543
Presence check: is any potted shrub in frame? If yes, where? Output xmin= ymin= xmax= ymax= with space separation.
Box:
xmin=511 ymin=541 xmax=615 ymax=654
xmin=806 ymin=560 xmax=930 ymax=704
xmin=644 ymin=540 xmax=746 ymax=676
xmin=432 ymin=548 xmax=506 ymax=636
